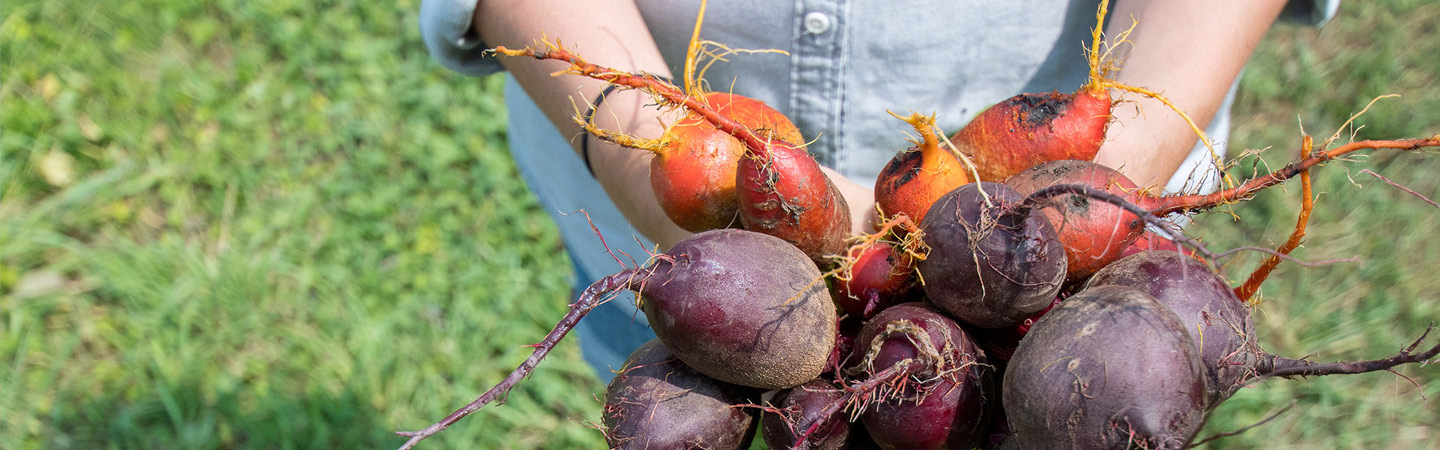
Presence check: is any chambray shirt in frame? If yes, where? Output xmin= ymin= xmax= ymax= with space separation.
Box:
xmin=420 ymin=0 xmax=1337 ymax=382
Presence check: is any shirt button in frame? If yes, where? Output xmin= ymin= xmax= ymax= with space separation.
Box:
xmin=803 ymin=11 xmax=832 ymax=34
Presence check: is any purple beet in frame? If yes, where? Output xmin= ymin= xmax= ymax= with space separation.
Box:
xmin=918 ymin=182 xmax=1067 ymax=329
xmin=1003 ymin=285 xmax=1210 ymax=450
xmin=761 ymin=380 xmax=854 ymax=450
xmin=1088 ymin=249 xmax=1440 ymax=405
xmin=604 ymin=339 xmax=759 ymax=449
xmin=1086 ymin=250 xmax=1257 ymax=404
xmin=849 ymin=303 xmax=992 ymax=450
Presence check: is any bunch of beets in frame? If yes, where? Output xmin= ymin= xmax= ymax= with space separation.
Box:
xmin=396 ymin=8 xmax=1440 ymax=450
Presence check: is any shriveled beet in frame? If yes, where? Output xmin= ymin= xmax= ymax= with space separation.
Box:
xmin=918 ymin=182 xmax=1067 ymax=329
xmin=849 ymin=303 xmax=991 ymax=450
xmin=1003 ymin=285 xmax=1209 ymax=450
xmin=604 ymin=339 xmax=759 ymax=449
xmin=643 ymin=229 xmax=838 ymax=389
xmin=1005 ymin=160 xmax=1144 ymax=283
xmin=761 ymin=380 xmax=853 ymax=450
xmin=1086 ymin=250 xmax=1256 ymax=404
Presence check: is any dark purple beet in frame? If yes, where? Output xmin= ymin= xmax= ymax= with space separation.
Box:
xmin=642 ymin=229 xmax=838 ymax=389
xmin=1003 ymin=285 xmax=1209 ymax=450
xmin=918 ymin=182 xmax=1067 ymax=329
xmin=603 ymin=339 xmax=759 ymax=449
xmin=1086 ymin=250 xmax=1257 ymax=404
xmin=761 ymin=380 xmax=853 ymax=450
xmin=849 ymin=303 xmax=992 ymax=450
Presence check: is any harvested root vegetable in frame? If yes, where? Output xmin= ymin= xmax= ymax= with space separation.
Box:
xmin=395 ymin=229 xmax=836 ymax=449
xmin=917 ymin=182 xmax=1068 ymax=329
xmin=875 ymin=112 xmax=971 ymax=225
xmin=761 ymin=380 xmax=854 ymax=450
xmin=1002 ymin=285 xmax=1210 ymax=450
xmin=604 ymin=339 xmax=760 ymax=450
xmin=736 ymin=138 xmax=852 ymax=266
xmin=1005 ymin=159 xmax=1144 ymax=283
xmin=952 ymin=89 xmax=1113 ymax=183
xmin=831 ymin=240 xmax=920 ymax=320
xmin=498 ymin=42 xmax=850 ymax=265
xmin=605 ymin=91 xmax=802 ymax=232
xmin=1086 ymin=250 xmax=1255 ymax=405
xmin=1089 ymin=250 xmax=1440 ymax=406
xmin=850 ymin=303 xmax=992 ymax=450
xmin=641 ymin=229 xmax=837 ymax=389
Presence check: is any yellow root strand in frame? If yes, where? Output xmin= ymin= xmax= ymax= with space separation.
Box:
xmin=573 ymin=115 xmax=667 ymax=153
xmin=1324 ymin=94 xmax=1400 ymax=148
xmin=1086 ymin=0 xmax=1112 ymax=84
xmin=1099 ymin=80 xmax=1234 ymax=190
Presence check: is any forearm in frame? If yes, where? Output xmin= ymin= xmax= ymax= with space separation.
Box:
xmin=1095 ymin=0 xmax=1288 ymax=190
xmin=477 ymin=1 xmax=692 ymax=248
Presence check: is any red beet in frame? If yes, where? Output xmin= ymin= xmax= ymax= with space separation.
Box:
xmin=849 ymin=303 xmax=992 ymax=450
xmin=761 ymin=380 xmax=854 ymax=450
xmin=832 ymin=240 xmax=920 ymax=320
xmin=736 ymin=138 xmax=852 ymax=266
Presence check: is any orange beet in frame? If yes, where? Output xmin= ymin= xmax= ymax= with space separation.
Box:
xmin=1004 ymin=159 xmax=1143 ymax=283
xmin=651 ymin=93 xmax=802 ymax=232
xmin=875 ymin=113 xmax=970 ymax=225
xmin=951 ymin=89 xmax=1112 ymax=182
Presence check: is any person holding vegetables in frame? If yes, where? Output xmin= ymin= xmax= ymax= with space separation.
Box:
xmin=418 ymin=0 xmax=1337 ymax=382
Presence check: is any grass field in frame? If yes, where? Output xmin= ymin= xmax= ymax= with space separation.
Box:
xmin=2 ymin=1 xmax=1437 ymax=449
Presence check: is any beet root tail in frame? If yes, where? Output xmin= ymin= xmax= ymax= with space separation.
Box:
xmin=1254 ymin=324 xmax=1440 ymax=380
xmin=394 ymin=267 xmax=646 ymax=450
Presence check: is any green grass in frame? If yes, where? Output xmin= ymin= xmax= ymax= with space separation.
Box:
xmin=1 ymin=0 xmax=1437 ymax=449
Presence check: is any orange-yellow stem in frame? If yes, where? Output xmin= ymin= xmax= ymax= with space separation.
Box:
xmin=1234 ymin=135 xmax=1315 ymax=302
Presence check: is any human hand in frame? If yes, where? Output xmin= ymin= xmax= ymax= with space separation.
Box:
xmin=820 ymin=166 xmax=879 ymax=238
